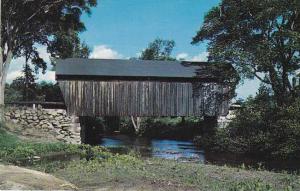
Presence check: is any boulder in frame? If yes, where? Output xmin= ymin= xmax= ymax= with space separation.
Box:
xmin=0 ymin=165 xmax=77 ymax=190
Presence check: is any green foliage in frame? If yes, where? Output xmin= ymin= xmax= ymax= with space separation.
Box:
xmin=22 ymin=62 xmax=37 ymax=101
xmin=0 ymin=124 xmax=19 ymax=148
xmin=4 ymin=84 xmax=23 ymax=103
xmin=1 ymin=122 xmax=299 ymax=190
xmin=2 ymin=0 xmax=97 ymax=71
xmin=192 ymin=0 xmax=300 ymax=105
xmin=230 ymin=180 xmax=274 ymax=191
xmin=9 ymin=146 xmax=37 ymax=160
xmin=119 ymin=117 xmax=202 ymax=139
xmin=5 ymin=81 xmax=63 ymax=103
xmin=230 ymin=179 xmax=295 ymax=191
xmin=54 ymin=156 xmax=299 ymax=191
xmin=49 ymin=31 xmax=91 ymax=69
xmin=36 ymin=81 xmax=64 ymax=102
xmin=0 ymin=125 xmax=109 ymax=164
xmin=196 ymin=86 xmax=300 ymax=159
xmin=7 ymin=63 xmax=38 ymax=102
xmin=140 ymin=38 xmax=176 ymax=61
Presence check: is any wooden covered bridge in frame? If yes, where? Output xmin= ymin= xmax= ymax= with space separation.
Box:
xmin=56 ymin=58 xmax=235 ymax=143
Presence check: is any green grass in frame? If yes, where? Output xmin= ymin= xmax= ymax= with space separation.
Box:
xmin=0 ymin=127 xmax=19 ymax=148
xmin=49 ymin=155 xmax=299 ymax=191
xmin=1 ymin=122 xmax=300 ymax=191
xmin=0 ymin=122 xmax=109 ymax=164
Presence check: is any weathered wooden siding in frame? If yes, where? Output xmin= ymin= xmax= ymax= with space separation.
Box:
xmin=59 ymin=80 xmax=229 ymax=117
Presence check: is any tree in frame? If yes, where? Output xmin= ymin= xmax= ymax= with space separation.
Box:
xmin=49 ymin=31 xmax=91 ymax=69
xmin=0 ymin=0 xmax=97 ymax=109
xmin=140 ymin=38 xmax=176 ymax=61
xmin=21 ymin=61 xmax=37 ymax=101
xmin=4 ymin=83 xmax=22 ymax=103
xmin=130 ymin=38 xmax=176 ymax=134
xmin=192 ymin=0 xmax=300 ymax=106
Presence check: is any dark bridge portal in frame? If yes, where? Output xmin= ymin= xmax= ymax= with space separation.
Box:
xmin=56 ymin=58 xmax=234 ymax=117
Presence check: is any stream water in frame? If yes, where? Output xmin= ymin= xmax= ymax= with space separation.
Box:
xmin=98 ymin=134 xmax=300 ymax=172
xmin=99 ymin=135 xmax=205 ymax=162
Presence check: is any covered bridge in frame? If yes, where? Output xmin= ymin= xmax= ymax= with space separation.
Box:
xmin=56 ymin=58 xmax=234 ymax=118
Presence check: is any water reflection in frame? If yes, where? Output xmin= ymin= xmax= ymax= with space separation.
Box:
xmin=99 ymin=135 xmax=205 ymax=162
xmin=99 ymin=134 xmax=300 ymax=172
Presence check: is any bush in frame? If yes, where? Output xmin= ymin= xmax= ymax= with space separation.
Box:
xmin=195 ymin=86 xmax=300 ymax=159
xmin=119 ymin=116 xmax=202 ymax=139
xmin=230 ymin=180 xmax=274 ymax=191
xmin=0 ymin=123 xmax=111 ymax=164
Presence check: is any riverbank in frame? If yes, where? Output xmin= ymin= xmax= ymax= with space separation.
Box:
xmin=1 ymin=122 xmax=300 ymax=191
xmin=51 ymin=156 xmax=300 ymax=191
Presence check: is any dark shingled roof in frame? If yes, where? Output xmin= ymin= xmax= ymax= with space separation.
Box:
xmin=56 ymin=58 xmax=233 ymax=81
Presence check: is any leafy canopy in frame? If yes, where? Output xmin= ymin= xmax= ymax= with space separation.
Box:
xmin=192 ymin=0 xmax=300 ymax=105
xmin=1 ymin=0 xmax=97 ymax=72
xmin=140 ymin=38 xmax=176 ymax=61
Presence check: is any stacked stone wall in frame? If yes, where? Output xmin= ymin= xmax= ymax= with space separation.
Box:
xmin=4 ymin=107 xmax=81 ymax=144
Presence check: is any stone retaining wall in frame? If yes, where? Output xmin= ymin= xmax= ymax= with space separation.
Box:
xmin=4 ymin=107 xmax=81 ymax=144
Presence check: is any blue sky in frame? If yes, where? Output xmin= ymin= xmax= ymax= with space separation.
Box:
xmin=80 ymin=0 xmax=216 ymax=57
xmin=8 ymin=0 xmax=260 ymax=99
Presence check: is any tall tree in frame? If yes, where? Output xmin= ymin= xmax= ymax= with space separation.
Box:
xmin=49 ymin=31 xmax=91 ymax=69
xmin=22 ymin=60 xmax=37 ymax=101
xmin=131 ymin=38 xmax=176 ymax=133
xmin=0 ymin=0 xmax=97 ymax=109
xmin=140 ymin=38 xmax=176 ymax=61
xmin=192 ymin=0 xmax=300 ymax=106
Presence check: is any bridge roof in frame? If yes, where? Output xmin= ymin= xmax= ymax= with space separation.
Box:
xmin=56 ymin=58 xmax=233 ymax=81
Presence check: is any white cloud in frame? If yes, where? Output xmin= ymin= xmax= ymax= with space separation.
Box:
xmin=38 ymin=46 xmax=51 ymax=63
xmin=37 ymin=71 xmax=56 ymax=82
xmin=190 ymin=52 xmax=209 ymax=62
xmin=6 ymin=46 xmax=53 ymax=83
xmin=6 ymin=71 xmax=23 ymax=82
xmin=135 ymin=51 xmax=142 ymax=58
xmin=175 ymin=52 xmax=209 ymax=62
xmin=90 ymin=45 xmax=122 ymax=59
xmin=6 ymin=70 xmax=55 ymax=84
xmin=176 ymin=53 xmax=189 ymax=60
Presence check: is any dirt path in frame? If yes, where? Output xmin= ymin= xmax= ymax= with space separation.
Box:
xmin=0 ymin=164 xmax=77 ymax=190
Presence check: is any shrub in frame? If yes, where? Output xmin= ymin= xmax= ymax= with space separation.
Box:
xmin=230 ymin=180 xmax=274 ymax=191
xmin=195 ymin=86 xmax=300 ymax=159
xmin=118 ymin=116 xmax=202 ymax=139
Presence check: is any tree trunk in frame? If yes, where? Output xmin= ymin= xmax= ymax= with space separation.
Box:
xmin=0 ymin=52 xmax=13 ymax=122
xmin=0 ymin=80 xmax=4 ymax=106
xmin=0 ymin=0 xmax=3 ymax=109
xmin=0 ymin=51 xmax=13 ymax=106
xmin=268 ymin=67 xmax=289 ymax=106
xmin=0 ymin=74 xmax=5 ymax=123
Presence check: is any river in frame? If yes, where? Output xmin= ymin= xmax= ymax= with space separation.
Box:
xmin=98 ymin=134 xmax=300 ymax=172
xmin=99 ymin=135 xmax=205 ymax=162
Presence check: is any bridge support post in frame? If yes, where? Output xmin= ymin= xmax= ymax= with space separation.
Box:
xmin=131 ymin=116 xmax=141 ymax=133
xmin=79 ymin=116 xmax=101 ymax=145
xmin=203 ymin=116 xmax=218 ymax=136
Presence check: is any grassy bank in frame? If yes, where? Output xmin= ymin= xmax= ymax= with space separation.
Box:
xmin=51 ymin=156 xmax=300 ymax=191
xmin=1 ymin=123 xmax=300 ymax=191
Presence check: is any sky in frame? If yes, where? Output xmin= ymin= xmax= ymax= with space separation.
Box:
xmin=8 ymin=0 xmax=260 ymax=99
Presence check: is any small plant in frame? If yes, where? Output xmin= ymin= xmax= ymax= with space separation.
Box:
xmin=230 ymin=180 xmax=274 ymax=191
